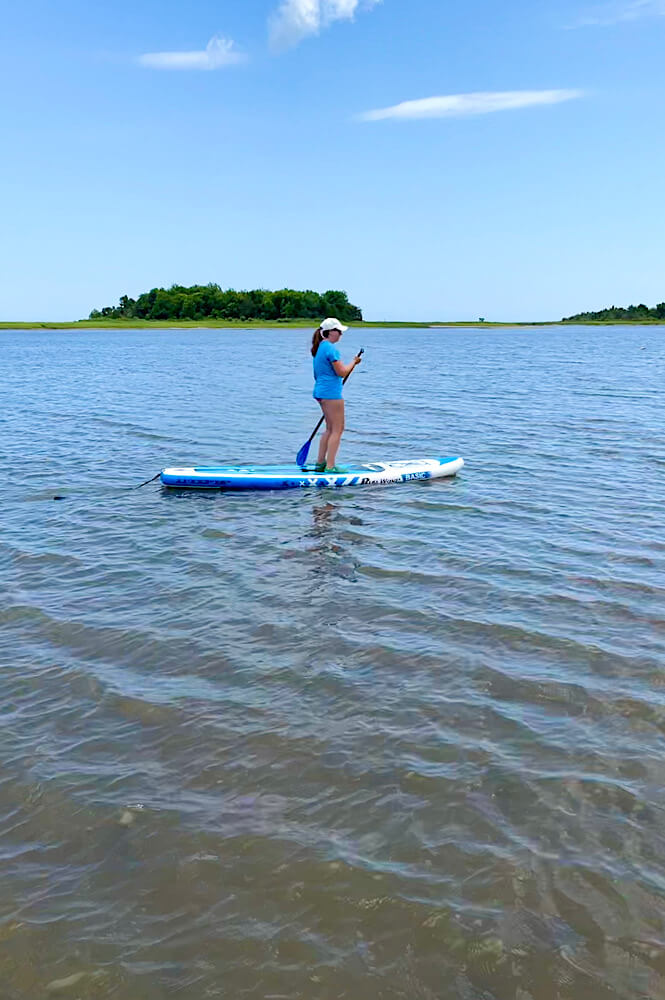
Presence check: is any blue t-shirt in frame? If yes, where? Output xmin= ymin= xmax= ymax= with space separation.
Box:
xmin=313 ymin=340 xmax=343 ymax=399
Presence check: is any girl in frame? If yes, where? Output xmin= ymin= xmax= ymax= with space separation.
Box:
xmin=311 ymin=317 xmax=362 ymax=472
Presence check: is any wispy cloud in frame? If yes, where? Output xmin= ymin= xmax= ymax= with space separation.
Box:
xmin=269 ymin=0 xmax=381 ymax=50
xmin=139 ymin=35 xmax=245 ymax=70
xmin=576 ymin=0 xmax=665 ymax=24
xmin=359 ymin=89 xmax=585 ymax=122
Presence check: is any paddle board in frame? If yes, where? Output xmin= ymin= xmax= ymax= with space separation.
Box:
xmin=160 ymin=457 xmax=464 ymax=490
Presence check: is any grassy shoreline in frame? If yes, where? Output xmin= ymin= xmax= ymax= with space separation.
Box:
xmin=0 ymin=318 xmax=538 ymax=330
xmin=1 ymin=318 xmax=664 ymax=331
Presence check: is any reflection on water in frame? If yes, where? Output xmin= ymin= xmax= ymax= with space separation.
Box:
xmin=281 ymin=501 xmax=362 ymax=581
xmin=1 ymin=325 xmax=665 ymax=999
xmin=311 ymin=500 xmax=338 ymax=535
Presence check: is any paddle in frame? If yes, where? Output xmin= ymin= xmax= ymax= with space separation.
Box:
xmin=296 ymin=348 xmax=364 ymax=467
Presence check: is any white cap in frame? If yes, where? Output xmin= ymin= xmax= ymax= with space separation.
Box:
xmin=320 ymin=317 xmax=349 ymax=333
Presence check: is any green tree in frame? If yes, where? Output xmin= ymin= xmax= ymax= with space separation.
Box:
xmin=89 ymin=285 xmax=364 ymax=323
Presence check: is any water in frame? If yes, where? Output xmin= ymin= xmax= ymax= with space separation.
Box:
xmin=2 ymin=325 xmax=665 ymax=999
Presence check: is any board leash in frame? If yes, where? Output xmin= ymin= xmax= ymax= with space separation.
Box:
xmin=132 ymin=472 xmax=162 ymax=489
xmin=52 ymin=471 xmax=162 ymax=500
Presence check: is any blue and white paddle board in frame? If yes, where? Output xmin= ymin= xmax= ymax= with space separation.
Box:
xmin=160 ymin=457 xmax=464 ymax=490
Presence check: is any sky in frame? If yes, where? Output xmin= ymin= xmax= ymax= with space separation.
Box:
xmin=1 ymin=0 xmax=664 ymax=322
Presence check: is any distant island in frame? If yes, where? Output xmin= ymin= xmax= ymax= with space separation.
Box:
xmin=89 ymin=285 xmax=363 ymax=324
xmin=562 ymin=301 xmax=665 ymax=323
xmin=3 ymin=288 xmax=665 ymax=329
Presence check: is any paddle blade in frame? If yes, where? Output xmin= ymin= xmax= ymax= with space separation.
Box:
xmin=296 ymin=440 xmax=312 ymax=467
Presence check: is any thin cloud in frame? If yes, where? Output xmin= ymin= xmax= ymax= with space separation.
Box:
xmin=269 ymin=0 xmax=381 ymax=50
xmin=576 ymin=0 xmax=665 ymax=24
xmin=359 ymin=89 xmax=585 ymax=122
xmin=139 ymin=35 xmax=245 ymax=70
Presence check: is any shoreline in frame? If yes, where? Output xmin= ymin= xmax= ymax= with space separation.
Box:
xmin=0 ymin=319 xmax=541 ymax=330
xmin=1 ymin=319 xmax=664 ymax=331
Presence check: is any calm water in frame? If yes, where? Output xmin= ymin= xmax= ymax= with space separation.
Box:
xmin=2 ymin=325 xmax=665 ymax=999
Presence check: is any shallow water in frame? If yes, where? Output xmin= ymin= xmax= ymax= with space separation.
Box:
xmin=2 ymin=325 xmax=665 ymax=999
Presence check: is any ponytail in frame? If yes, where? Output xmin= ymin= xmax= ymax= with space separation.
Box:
xmin=311 ymin=327 xmax=327 ymax=357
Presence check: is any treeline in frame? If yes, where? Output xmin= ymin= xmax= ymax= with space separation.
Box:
xmin=562 ymin=302 xmax=665 ymax=322
xmin=89 ymin=285 xmax=363 ymax=322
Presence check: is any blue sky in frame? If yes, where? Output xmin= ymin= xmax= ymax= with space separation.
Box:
xmin=2 ymin=0 xmax=664 ymax=321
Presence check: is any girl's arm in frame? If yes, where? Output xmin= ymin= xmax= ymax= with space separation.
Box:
xmin=332 ymin=354 xmax=362 ymax=378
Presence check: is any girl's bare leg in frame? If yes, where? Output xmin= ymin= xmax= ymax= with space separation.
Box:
xmin=320 ymin=399 xmax=345 ymax=468
xmin=316 ymin=402 xmax=331 ymax=465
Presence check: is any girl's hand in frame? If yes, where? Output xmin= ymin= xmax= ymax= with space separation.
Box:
xmin=354 ymin=353 xmax=363 ymax=365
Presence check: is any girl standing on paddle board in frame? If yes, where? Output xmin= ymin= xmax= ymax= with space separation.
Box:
xmin=311 ymin=317 xmax=362 ymax=472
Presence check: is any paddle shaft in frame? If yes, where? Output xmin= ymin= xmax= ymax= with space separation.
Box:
xmin=305 ymin=348 xmax=364 ymax=445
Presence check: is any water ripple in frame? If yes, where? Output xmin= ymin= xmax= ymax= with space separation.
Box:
xmin=1 ymin=325 xmax=664 ymax=999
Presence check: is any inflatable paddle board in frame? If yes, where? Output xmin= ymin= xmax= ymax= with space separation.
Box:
xmin=160 ymin=457 xmax=464 ymax=491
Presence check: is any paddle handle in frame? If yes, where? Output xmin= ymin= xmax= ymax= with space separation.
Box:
xmin=307 ymin=348 xmax=364 ymax=444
